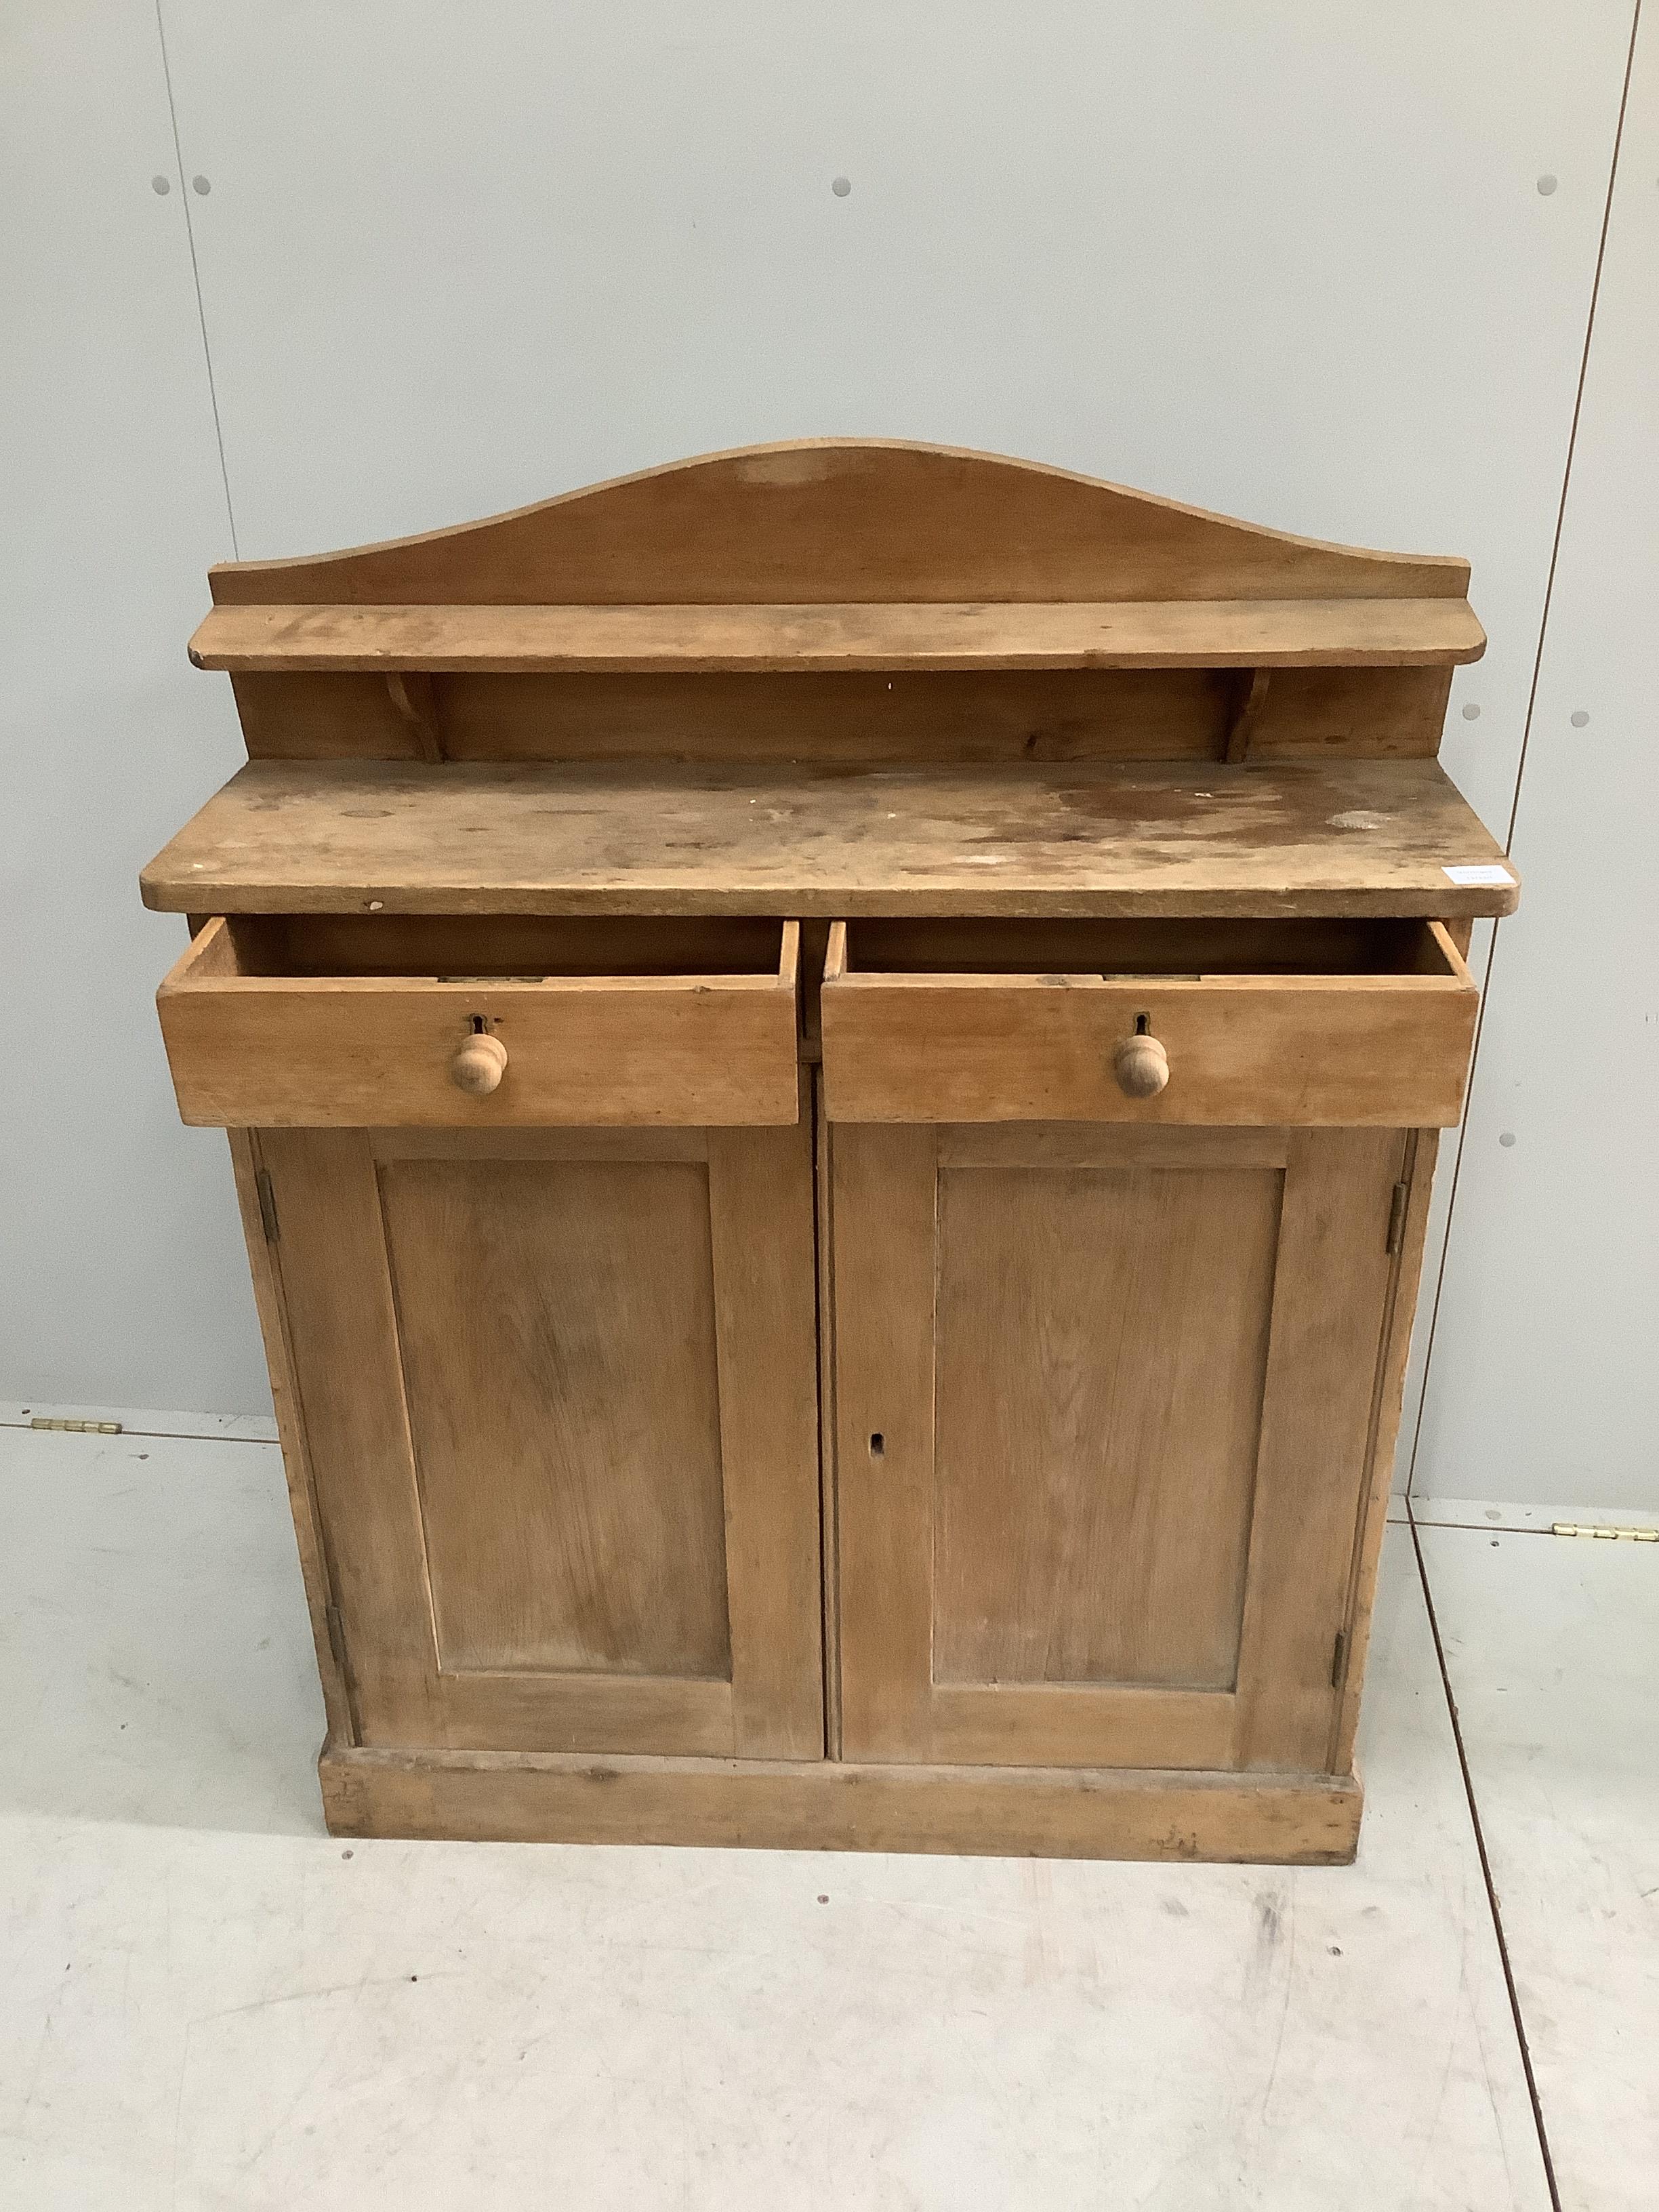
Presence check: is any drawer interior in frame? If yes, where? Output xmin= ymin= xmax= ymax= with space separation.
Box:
xmin=836 ymin=916 xmax=1462 ymax=981
xmin=214 ymin=913 xmax=790 ymax=981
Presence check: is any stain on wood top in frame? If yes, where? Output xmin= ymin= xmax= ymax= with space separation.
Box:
xmin=141 ymin=758 xmax=1519 ymax=920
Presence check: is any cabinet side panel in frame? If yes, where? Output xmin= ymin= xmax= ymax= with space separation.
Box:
xmin=1330 ymin=1129 xmax=1439 ymax=1772
xmin=226 ymin=1130 xmax=353 ymax=1744
xmin=932 ymin=1158 xmax=1282 ymax=1689
xmin=378 ymin=1156 xmax=731 ymax=1679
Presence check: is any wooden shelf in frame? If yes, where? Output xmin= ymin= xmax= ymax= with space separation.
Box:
xmin=188 ymin=597 xmax=1486 ymax=676
xmin=141 ymin=756 xmax=1518 ymax=920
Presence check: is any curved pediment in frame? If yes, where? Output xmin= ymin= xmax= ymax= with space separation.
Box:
xmin=208 ymin=438 xmax=1469 ymax=608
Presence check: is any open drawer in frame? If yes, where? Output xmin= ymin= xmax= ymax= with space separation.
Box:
xmin=820 ymin=916 xmax=1477 ymax=1126
xmin=158 ymin=914 xmax=800 ymax=1127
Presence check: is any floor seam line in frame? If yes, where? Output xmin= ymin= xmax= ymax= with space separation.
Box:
xmin=1408 ymin=1502 xmax=1564 ymax=2212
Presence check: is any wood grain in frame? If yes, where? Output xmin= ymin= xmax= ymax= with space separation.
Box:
xmin=205 ymin=438 xmax=1470 ymax=609
xmin=1234 ymin=1129 xmax=1405 ymax=1770
xmin=832 ymin=913 xmax=1447 ymax=975
xmin=436 ymin=1674 xmax=735 ymax=1759
xmin=190 ymin=595 xmax=1485 ymax=675
xmin=321 ymin=1740 xmax=1364 ymax=1863
xmin=235 ymin=911 xmax=786 ymax=979
xmin=367 ymin=1127 xmax=710 ymax=1164
xmin=926 ymin=1685 xmax=1237 ymax=1771
xmin=707 ymin=1113 xmax=826 ymax=1759
xmin=831 ymin=1122 xmax=939 ymax=1761
xmin=257 ymin=1128 xmax=445 ymax=1745
xmin=813 ymin=1074 xmax=843 ymax=1760
xmin=932 ymin=1151 xmax=1282 ymax=1691
xmin=1330 ymin=1126 xmax=1440 ymax=1772
xmin=224 ymin=1130 xmax=354 ymax=1744
xmin=384 ymin=670 xmax=443 ymax=760
xmin=157 ymin=916 xmax=801 ymax=1128
xmin=378 ymin=1154 xmax=732 ymax=1677
xmin=140 ymin=758 xmax=1521 ymax=920
xmin=830 ymin=1122 xmax=1404 ymax=1779
xmin=260 ymin=1121 xmax=823 ymax=1761
xmin=821 ymin=926 xmax=1479 ymax=1128
xmin=832 ymin=1123 xmax=1277 ymax=1771
xmin=226 ymin=664 xmax=1458 ymax=767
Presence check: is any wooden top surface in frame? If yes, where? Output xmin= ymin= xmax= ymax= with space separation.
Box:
xmin=189 ymin=596 xmax=1484 ymax=676
xmin=141 ymin=758 xmax=1519 ymax=920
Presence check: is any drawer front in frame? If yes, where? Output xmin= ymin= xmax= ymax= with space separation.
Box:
xmin=159 ymin=918 xmax=801 ymax=1127
xmin=820 ymin=923 xmax=1477 ymax=1127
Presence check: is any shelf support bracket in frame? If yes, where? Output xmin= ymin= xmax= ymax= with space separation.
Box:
xmin=1223 ymin=668 xmax=1271 ymax=763
xmin=386 ymin=671 xmax=445 ymax=762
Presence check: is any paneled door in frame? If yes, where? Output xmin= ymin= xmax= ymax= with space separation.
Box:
xmin=829 ymin=1122 xmax=1406 ymax=1773
xmin=258 ymin=1120 xmax=823 ymax=1761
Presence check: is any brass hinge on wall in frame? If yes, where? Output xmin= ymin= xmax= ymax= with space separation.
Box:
xmin=255 ymin=1167 xmax=280 ymax=1244
xmin=1385 ymin=1179 xmax=1410 ymax=1256
xmin=1552 ymin=1522 xmax=1658 ymax=1543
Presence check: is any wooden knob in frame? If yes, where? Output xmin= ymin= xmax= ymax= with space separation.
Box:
xmin=1113 ymin=1031 xmax=1169 ymax=1100
xmin=450 ymin=1031 xmax=508 ymax=1096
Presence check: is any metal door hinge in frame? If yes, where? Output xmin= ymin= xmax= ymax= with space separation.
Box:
xmin=29 ymin=1416 xmax=121 ymax=1434
xmin=1330 ymin=1628 xmax=1348 ymax=1686
xmin=1552 ymin=1521 xmax=1658 ymax=1543
xmin=255 ymin=1167 xmax=280 ymax=1244
xmin=1385 ymin=1179 xmax=1410 ymax=1256
xmin=324 ymin=1602 xmax=348 ymax=1671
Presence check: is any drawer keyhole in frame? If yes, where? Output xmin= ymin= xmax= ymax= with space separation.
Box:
xmin=869 ymin=1432 xmax=885 ymax=1458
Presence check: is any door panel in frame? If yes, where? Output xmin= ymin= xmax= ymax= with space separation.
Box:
xmin=380 ymin=1154 xmax=731 ymax=1678
xmin=933 ymin=1151 xmax=1280 ymax=1690
xmin=832 ymin=1121 xmax=1403 ymax=1772
xmin=261 ymin=1118 xmax=823 ymax=1759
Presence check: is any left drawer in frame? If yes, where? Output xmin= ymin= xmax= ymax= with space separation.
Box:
xmin=157 ymin=914 xmax=802 ymax=1127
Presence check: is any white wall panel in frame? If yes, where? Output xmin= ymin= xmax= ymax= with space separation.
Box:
xmin=1413 ymin=11 xmax=1657 ymax=1511
xmin=0 ymin=3 xmax=270 ymax=1412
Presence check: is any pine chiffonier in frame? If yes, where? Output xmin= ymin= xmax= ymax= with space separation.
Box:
xmin=141 ymin=442 xmax=1516 ymax=1861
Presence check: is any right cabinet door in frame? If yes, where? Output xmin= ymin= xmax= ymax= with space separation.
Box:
xmin=829 ymin=1120 xmax=1406 ymax=1774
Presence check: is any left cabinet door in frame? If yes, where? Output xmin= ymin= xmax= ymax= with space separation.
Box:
xmin=256 ymin=1121 xmax=824 ymax=1761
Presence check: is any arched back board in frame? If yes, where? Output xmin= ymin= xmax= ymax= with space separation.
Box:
xmin=205 ymin=439 xmax=1469 ymax=608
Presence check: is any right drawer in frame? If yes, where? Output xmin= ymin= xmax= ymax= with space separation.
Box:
xmin=819 ymin=916 xmax=1477 ymax=1126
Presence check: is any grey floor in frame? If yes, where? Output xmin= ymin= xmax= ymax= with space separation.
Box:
xmin=1 ymin=1419 xmax=1654 ymax=2210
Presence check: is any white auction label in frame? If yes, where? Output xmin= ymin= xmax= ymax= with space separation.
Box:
xmin=1441 ymin=863 xmax=1515 ymax=886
